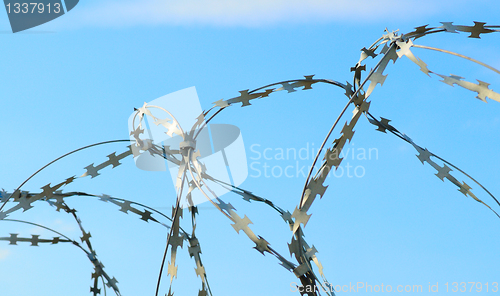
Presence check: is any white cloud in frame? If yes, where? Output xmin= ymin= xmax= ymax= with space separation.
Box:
xmin=0 ymin=249 xmax=10 ymax=261
xmin=69 ymin=0 xmax=451 ymax=27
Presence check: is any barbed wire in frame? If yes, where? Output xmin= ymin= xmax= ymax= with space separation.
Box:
xmin=2 ymin=21 xmax=500 ymax=295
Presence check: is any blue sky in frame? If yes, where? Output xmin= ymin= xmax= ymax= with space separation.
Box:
xmin=1 ymin=1 xmax=500 ymax=296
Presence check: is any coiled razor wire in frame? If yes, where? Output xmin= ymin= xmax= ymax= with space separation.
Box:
xmin=1 ymin=21 xmax=500 ymax=296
